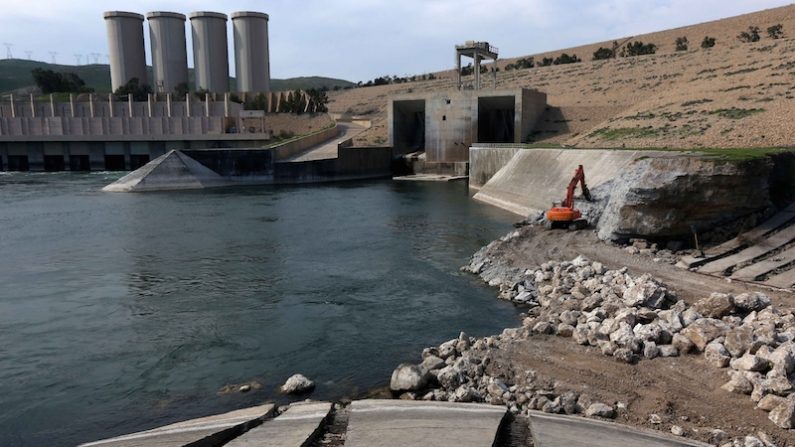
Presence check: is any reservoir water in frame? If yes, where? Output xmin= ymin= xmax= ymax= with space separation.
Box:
xmin=0 ymin=172 xmax=520 ymax=447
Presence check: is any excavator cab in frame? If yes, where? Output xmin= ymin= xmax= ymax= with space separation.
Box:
xmin=545 ymin=165 xmax=591 ymax=230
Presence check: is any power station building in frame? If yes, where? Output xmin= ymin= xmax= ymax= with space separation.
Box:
xmin=104 ymin=10 xmax=271 ymax=94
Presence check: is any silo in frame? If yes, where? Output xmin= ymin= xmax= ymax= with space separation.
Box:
xmin=104 ymin=11 xmax=147 ymax=92
xmin=189 ymin=12 xmax=229 ymax=93
xmin=231 ymin=11 xmax=270 ymax=93
xmin=146 ymin=11 xmax=189 ymax=94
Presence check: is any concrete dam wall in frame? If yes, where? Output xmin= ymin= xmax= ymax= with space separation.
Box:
xmin=472 ymin=148 xmax=654 ymax=217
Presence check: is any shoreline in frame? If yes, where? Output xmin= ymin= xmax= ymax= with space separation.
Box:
xmin=385 ymin=223 xmax=795 ymax=446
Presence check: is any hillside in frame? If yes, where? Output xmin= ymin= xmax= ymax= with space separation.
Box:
xmin=329 ymin=4 xmax=795 ymax=149
xmin=0 ymin=59 xmax=354 ymax=94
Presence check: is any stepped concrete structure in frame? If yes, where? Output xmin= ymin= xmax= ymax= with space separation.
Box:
xmin=102 ymin=150 xmax=229 ymax=192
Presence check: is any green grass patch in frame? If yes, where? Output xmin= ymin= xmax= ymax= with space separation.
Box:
xmin=708 ymin=107 xmax=765 ymax=119
xmin=589 ymin=127 xmax=660 ymax=140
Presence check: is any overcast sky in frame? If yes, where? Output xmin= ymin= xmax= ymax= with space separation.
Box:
xmin=0 ymin=0 xmax=791 ymax=82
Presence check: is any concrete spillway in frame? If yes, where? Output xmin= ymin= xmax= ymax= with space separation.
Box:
xmin=102 ymin=150 xmax=229 ymax=192
xmin=472 ymin=148 xmax=657 ymax=217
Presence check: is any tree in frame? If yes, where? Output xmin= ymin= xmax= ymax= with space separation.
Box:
xmin=738 ymin=26 xmax=761 ymax=43
xmin=768 ymin=24 xmax=784 ymax=39
xmin=306 ymin=88 xmax=329 ymax=113
xmin=553 ymin=53 xmax=581 ymax=65
xmin=113 ymin=77 xmax=151 ymax=101
xmin=701 ymin=36 xmax=716 ymax=49
xmin=244 ymin=93 xmax=268 ymax=111
xmin=592 ymin=47 xmax=614 ymax=60
xmin=31 ymin=68 xmax=93 ymax=94
xmin=539 ymin=57 xmax=554 ymax=67
xmin=675 ymin=37 xmax=689 ymax=51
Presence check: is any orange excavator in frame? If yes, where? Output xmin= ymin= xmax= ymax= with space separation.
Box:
xmin=545 ymin=164 xmax=592 ymax=230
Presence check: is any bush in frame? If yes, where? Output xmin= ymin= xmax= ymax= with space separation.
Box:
xmin=505 ymin=57 xmax=535 ymax=71
xmin=539 ymin=57 xmax=554 ymax=67
xmin=738 ymin=26 xmax=761 ymax=43
xmin=113 ymin=77 xmax=150 ymax=101
xmin=675 ymin=37 xmax=689 ymax=51
xmin=553 ymin=53 xmax=581 ymax=65
xmin=701 ymin=36 xmax=716 ymax=48
xmin=592 ymin=47 xmax=614 ymax=60
xmin=621 ymin=41 xmax=657 ymax=57
xmin=768 ymin=24 xmax=784 ymax=39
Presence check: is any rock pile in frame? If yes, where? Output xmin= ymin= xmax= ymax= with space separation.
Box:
xmin=446 ymin=253 xmax=795 ymax=432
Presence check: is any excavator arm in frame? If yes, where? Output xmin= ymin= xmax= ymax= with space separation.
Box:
xmin=562 ymin=165 xmax=591 ymax=208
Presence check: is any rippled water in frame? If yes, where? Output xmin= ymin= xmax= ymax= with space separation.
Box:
xmin=0 ymin=172 xmax=520 ymax=447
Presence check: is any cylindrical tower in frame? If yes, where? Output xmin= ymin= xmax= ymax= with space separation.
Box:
xmin=146 ymin=11 xmax=189 ymax=94
xmin=104 ymin=11 xmax=147 ymax=92
xmin=231 ymin=11 xmax=270 ymax=93
xmin=189 ymin=12 xmax=229 ymax=93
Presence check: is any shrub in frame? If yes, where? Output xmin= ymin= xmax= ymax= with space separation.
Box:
xmin=539 ymin=57 xmax=554 ymax=67
xmin=768 ymin=24 xmax=784 ymax=39
xmin=113 ymin=77 xmax=150 ymax=101
xmin=621 ymin=41 xmax=657 ymax=57
xmin=675 ymin=37 xmax=689 ymax=51
xmin=32 ymin=68 xmax=94 ymax=94
xmin=592 ymin=47 xmax=614 ymax=60
xmin=738 ymin=26 xmax=761 ymax=43
xmin=701 ymin=36 xmax=716 ymax=48
xmin=553 ymin=53 xmax=581 ymax=65
xmin=506 ymin=57 xmax=535 ymax=71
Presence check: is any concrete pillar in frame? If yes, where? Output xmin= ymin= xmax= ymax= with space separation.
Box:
xmin=186 ymin=93 xmax=191 ymax=117
xmin=50 ymin=94 xmax=56 ymax=117
xmin=69 ymin=94 xmax=75 ymax=117
xmin=224 ymin=93 xmax=230 ymax=117
xmin=10 ymin=94 xmax=16 ymax=118
xmin=493 ymin=59 xmax=498 ymax=89
xmin=205 ymin=93 xmax=210 ymax=117
xmin=166 ymin=93 xmax=172 ymax=117
xmin=89 ymin=94 xmax=95 ymax=118
xmin=474 ymin=53 xmax=481 ymax=90
xmin=108 ymin=94 xmax=114 ymax=118
xmin=128 ymin=94 xmax=134 ymax=117
xmin=30 ymin=94 xmax=36 ymax=118
xmin=456 ymin=53 xmax=461 ymax=90
xmin=147 ymin=94 xmax=153 ymax=117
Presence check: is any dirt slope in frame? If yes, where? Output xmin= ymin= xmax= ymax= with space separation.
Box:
xmin=329 ymin=5 xmax=795 ymax=149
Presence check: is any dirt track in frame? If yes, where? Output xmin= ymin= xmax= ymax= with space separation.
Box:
xmin=480 ymin=224 xmax=795 ymax=445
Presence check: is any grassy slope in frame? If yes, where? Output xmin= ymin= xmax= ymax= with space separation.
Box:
xmin=0 ymin=59 xmax=354 ymax=94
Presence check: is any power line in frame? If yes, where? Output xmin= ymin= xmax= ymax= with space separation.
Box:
xmin=74 ymin=54 xmax=82 ymax=65
xmin=3 ymin=43 xmax=12 ymax=59
xmin=49 ymin=51 xmax=57 ymax=64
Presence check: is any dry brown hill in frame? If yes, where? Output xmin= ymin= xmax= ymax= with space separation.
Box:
xmin=329 ymin=4 xmax=795 ymax=149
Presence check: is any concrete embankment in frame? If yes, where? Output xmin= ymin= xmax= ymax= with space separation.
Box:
xmin=472 ymin=148 xmax=659 ymax=217
xmin=468 ymin=145 xmax=521 ymax=190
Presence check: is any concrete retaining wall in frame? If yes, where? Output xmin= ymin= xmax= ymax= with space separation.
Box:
xmin=468 ymin=145 xmax=522 ymax=190
xmin=473 ymin=148 xmax=661 ymax=216
xmin=273 ymin=146 xmax=392 ymax=184
xmin=271 ymin=125 xmax=339 ymax=161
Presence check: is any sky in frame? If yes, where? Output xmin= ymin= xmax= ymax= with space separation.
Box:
xmin=0 ymin=0 xmax=791 ymax=82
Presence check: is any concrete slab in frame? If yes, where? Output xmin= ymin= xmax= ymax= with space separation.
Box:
xmin=699 ymin=224 xmax=795 ymax=274
xmin=79 ymin=403 xmax=275 ymax=447
xmin=102 ymin=150 xmax=229 ymax=192
xmin=680 ymin=202 xmax=795 ymax=268
xmin=393 ymin=174 xmax=468 ymax=182
xmin=528 ymin=412 xmax=711 ymax=447
xmin=731 ymin=245 xmax=795 ymax=281
xmin=473 ymin=148 xmax=668 ymax=216
xmin=765 ymin=268 xmax=795 ymax=288
xmin=225 ymin=401 xmax=331 ymax=447
xmin=344 ymin=399 xmax=506 ymax=447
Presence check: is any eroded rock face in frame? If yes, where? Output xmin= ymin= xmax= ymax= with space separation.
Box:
xmin=596 ymin=157 xmax=773 ymax=241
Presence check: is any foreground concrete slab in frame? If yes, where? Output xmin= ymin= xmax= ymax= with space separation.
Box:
xmin=225 ymin=401 xmax=332 ymax=447
xmin=79 ymin=403 xmax=275 ymax=447
xmin=699 ymin=223 xmax=795 ymax=274
xmin=344 ymin=399 xmax=506 ymax=447
xmin=528 ymin=412 xmax=711 ymax=447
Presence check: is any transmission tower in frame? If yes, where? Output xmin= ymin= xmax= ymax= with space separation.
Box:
xmin=49 ymin=51 xmax=57 ymax=64
xmin=91 ymin=53 xmax=100 ymax=64
xmin=24 ymin=50 xmax=32 ymax=60
xmin=3 ymin=43 xmax=12 ymax=59
xmin=74 ymin=54 xmax=82 ymax=65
